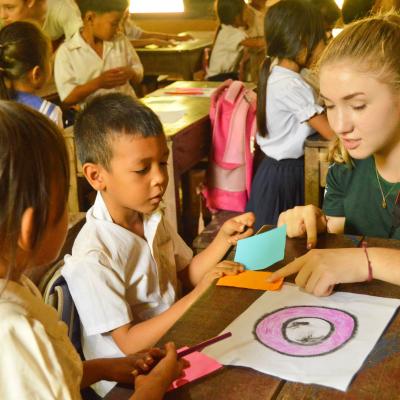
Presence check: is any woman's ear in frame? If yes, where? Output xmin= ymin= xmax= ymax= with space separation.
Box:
xmin=18 ymin=207 xmax=35 ymax=252
xmin=83 ymin=163 xmax=107 ymax=191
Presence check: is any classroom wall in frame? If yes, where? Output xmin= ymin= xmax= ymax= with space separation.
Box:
xmin=132 ymin=0 xmax=217 ymax=34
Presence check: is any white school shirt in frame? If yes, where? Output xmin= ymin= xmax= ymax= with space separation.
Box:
xmin=256 ymin=66 xmax=324 ymax=160
xmin=62 ymin=193 xmax=193 ymax=396
xmin=0 ymin=276 xmax=83 ymax=400
xmin=54 ymin=31 xmax=143 ymax=106
xmin=246 ymin=5 xmax=265 ymax=38
xmin=206 ymin=24 xmax=247 ymax=78
xmin=124 ymin=19 xmax=144 ymax=40
xmin=43 ymin=0 xmax=83 ymax=41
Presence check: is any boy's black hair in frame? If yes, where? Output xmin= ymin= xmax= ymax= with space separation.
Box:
xmin=257 ymin=0 xmax=326 ymax=137
xmin=311 ymin=0 xmax=341 ymax=28
xmin=342 ymin=0 xmax=374 ymax=24
xmin=74 ymin=93 xmax=164 ymax=169
xmin=77 ymin=0 xmax=129 ymax=17
xmin=216 ymin=0 xmax=246 ymax=25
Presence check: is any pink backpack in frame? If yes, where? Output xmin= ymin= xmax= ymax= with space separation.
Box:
xmin=202 ymin=80 xmax=257 ymax=213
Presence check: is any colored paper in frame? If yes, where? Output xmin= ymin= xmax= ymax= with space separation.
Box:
xmin=234 ymin=225 xmax=286 ymax=270
xmin=204 ymin=284 xmax=400 ymax=392
xmin=168 ymin=348 xmax=223 ymax=391
xmin=217 ymin=271 xmax=283 ymax=291
xmin=165 ymin=88 xmax=205 ymax=95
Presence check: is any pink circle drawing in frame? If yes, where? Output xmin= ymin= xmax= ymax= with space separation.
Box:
xmin=255 ymin=306 xmax=357 ymax=357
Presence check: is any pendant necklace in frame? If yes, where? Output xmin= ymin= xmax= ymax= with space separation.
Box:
xmin=375 ymin=164 xmax=399 ymax=209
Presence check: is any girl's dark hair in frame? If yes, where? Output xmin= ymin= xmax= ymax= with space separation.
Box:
xmin=0 ymin=101 xmax=69 ymax=281
xmin=0 ymin=21 xmax=50 ymax=100
xmin=257 ymin=0 xmax=326 ymax=137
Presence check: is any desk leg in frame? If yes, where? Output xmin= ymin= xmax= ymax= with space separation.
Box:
xmin=164 ymin=140 xmax=178 ymax=231
xmin=304 ymin=147 xmax=320 ymax=207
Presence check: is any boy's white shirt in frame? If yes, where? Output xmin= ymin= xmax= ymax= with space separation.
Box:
xmin=256 ymin=65 xmax=324 ymax=160
xmin=54 ymin=30 xmax=144 ymax=106
xmin=62 ymin=192 xmax=193 ymax=396
xmin=0 ymin=276 xmax=83 ymax=400
xmin=43 ymin=0 xmax=83 ymax=41
xmin=124 ymin=18 xmax=144 ymax=40
xmin=206 ymin=24 xmax=247 ymax=78
xmin=246 ymin=5 xmax=265 ymax=38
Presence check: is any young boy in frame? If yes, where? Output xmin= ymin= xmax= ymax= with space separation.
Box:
xmin=62 ymin=93 xmax=254 ymax=396
xmin=206 ymin=0 xmax=248 ymax=81
xmin=54 ymin=0 xmax=143 ymax=107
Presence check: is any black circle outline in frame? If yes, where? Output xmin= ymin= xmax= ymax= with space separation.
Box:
xmin=253 ymin=305 xmax=358 ymax=357
xmin=282 ymin=317 xmax=335 ymax=346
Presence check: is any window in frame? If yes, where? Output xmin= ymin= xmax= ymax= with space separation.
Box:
xmin=129 ymin=0 xmax=185 ymax=13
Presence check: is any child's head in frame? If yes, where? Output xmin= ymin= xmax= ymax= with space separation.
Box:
xmin=0 ymin=21 xmax=51 ymax=99
xmin=342 ymin=0 xmax=375 ymax=24
xmin=75 ymin=93 xmax=169 ymax=215
xmin=78 ymin=0 xmax=128 ymax=41
xmin=0 ymin=101 xmax=69 ymax=281
xmin=318 ymin=13 xmax=400 ymax=163
xmin=312 ymin=0 xmax=341 ymax=35
xmin=216 ymin=0 xmax=246 ymax=28
xmin=257 ymin=0 xmax=326 ymax=137
xmin=0 ymin=0 xmax=47 ymax=26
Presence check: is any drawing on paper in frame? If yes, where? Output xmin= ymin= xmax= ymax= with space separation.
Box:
xmin=254 ymin=306 xmax=357 ymax=357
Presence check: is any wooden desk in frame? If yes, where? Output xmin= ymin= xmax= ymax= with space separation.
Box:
xmin=136 ymin=31 xmax=214 ymax=80
xmin=304 ymin=133 xmax=330 ymax=207
xmin=142 ymin=81 xmax=219 ymax=234
xmin=105 ymin=232 xmax=400 ymax=400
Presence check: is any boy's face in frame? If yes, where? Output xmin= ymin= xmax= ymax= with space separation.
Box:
xmin=0 ymin=0 xmax=46 ymax=25
xmin=100 ymin=133 xmax=169 ymax=215
xmin=90 ymin=10 xmax=125 ymax=41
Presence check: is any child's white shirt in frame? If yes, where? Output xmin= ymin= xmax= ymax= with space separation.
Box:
xmin=246 ymin=5 xmax=265 ymax=37
xmin=124 ymin=19 xmax=144 ymax=40
xmin=256 ymin=65 xmax=324 ymax=160
xmin=54 ymin=31 xmax=144 ymax=106
xmin=43 ymin=0 xmax=82 ymax=41
xmin=62 ymin=192 xmax=193 ymax=396
xmin=0 ymin=276 xmax=83 ymax=400
xmin=206 ymin=24 xmax=247 ymax=78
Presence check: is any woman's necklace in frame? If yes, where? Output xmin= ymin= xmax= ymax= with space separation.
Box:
xmin=375 ymin=164 xmax=399 ymax=209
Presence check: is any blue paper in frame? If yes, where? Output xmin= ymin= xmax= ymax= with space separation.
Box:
xmin=234 ymin=225 xmax=286 ymax=270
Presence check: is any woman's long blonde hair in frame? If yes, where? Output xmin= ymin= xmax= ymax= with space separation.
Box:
xmin=317 ymin=11 xmax=400 ymax=164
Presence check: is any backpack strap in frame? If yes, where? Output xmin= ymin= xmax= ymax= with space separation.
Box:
xmin=209 ymin=79 xmax=233 ymax=124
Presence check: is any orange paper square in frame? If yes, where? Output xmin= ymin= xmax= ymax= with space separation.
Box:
xmin=217 ymin=271 xmax=283 ymax=291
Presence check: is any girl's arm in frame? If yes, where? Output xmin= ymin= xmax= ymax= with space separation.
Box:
xmin=269 ymin=247 xmax=400 ymax=297
xmin=308 ymin=113 xmax=336 ymax=140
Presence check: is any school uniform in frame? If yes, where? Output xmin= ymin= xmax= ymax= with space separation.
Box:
xmin=43 ymin=0 xmax=82 ymax=41
xmin=323 ymin=156 xmax=400 ymax=239
xmin=62 ymin=193 xmax=193 ymax=396
xmin=0 ymin=276 xmax=82 ymax=400
xmin=246 ymin=66 xmax=323 ymax=229
xmin=13 ymin=90 xmax=63 ymax=128
xmin=124 ymin=19 xmax=144 ymax=40
xmin=206 ymin=24 xmax=247 ymax=80
xmin=54 ymin=31 xmax=143 ymax=106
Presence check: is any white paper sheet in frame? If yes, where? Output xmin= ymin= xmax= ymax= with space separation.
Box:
xmin=203 ymin=284 xmax=400 ymax=391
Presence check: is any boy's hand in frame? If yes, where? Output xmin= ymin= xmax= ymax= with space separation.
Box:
xmin=105 ymin=348 xmax=165 ymax=384
xmin=194 ymin=260 xmax=244 ymax=295
xmin=133 ymin=343 xmax=189 ymax=397
xmin=97 ymin=68 xmax=130 ymax=89
xmin=221 ymin=212 xmax=255 ymax=245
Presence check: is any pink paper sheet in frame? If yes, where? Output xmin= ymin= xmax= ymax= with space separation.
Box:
xmin=168 ymin=348 xmax=223 ymax=391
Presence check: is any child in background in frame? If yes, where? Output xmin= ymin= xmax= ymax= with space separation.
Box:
xmin=62 ymin=93 xmax=254 ymax=396
xmin=342 ymin=0 xmax=375 ymax=24
xmin=270 ymin=13 xmax=400 ymax=296
xmin=206 ymin=0 xmax=248 ymax=81
xmin=0 ymin=0 xmax=82 ymax=43
xmin=246 ymin=0 xmax=335 ymax=230
xmin=0 ymin=21 xmax=63 ymax=127
xmin=0 ymin=101 xmax=187 ymax=400
xmin=311 ymin=0 xmax=341 ymax=38
xmin=54 ymin=0 xmax=143 ymax=107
